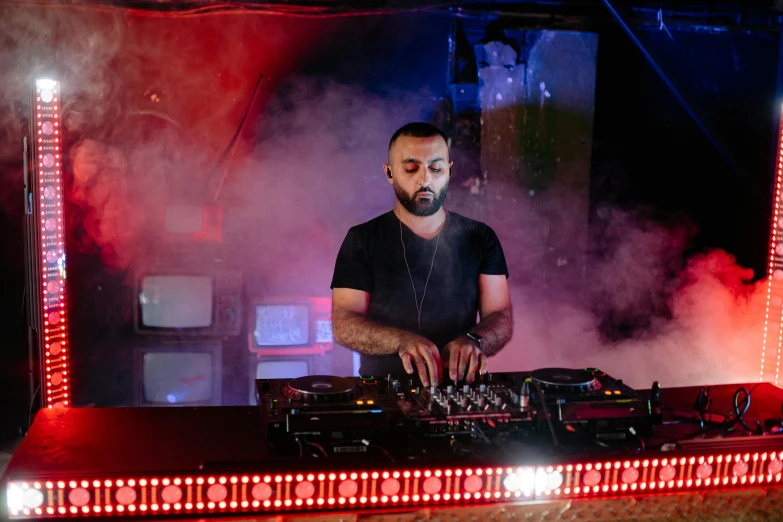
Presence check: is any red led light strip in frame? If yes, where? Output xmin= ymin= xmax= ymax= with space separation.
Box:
xmin=33 ymin=79 xmax=70 ymax=408
xmin=6 ymin=452 xmax=783 ymax=518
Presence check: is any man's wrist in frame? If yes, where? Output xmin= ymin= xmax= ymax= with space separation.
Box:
xmin=465 ymin=331 xmax=483 ymax=353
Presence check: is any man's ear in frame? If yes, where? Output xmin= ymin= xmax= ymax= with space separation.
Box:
xmin=383 ymin=164 xmax=393 ymax=179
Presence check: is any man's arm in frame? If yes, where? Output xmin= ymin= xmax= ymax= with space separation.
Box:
xmin=443 ymin=274 xmax=513 ymax=380
xmin=331 ymin=287 xmax=407 ymax=356
xmin=471 ymin=274 xmax=513 ymax=357
xmin=332 ymin=287 xmax=442 ymax=385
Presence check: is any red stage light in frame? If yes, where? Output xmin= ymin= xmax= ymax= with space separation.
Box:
xmin=31 ymin=82 xmax=70 ymax=408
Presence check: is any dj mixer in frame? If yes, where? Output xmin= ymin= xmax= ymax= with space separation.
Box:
xmin=256 ymin=368 xmax=655 ymax=458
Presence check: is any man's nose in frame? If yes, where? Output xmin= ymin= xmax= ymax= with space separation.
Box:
xmin=415 ymin=168 xmax=432 ymax=187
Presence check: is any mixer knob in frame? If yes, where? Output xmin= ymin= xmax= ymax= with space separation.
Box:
xmin=463 ymin=384 xmax=471 ymax=394
xmin=477 ymin=397 xmax=485 ymax=407
xmin=446 ymin=385 xmax=454 ymax=394
xmin=479 ymin=384 xmax=487 ymax=393
xmin=430 ymin=386 xmax=438 ymax=396
xmin=494 ymin=396 xmax=502 ymax=407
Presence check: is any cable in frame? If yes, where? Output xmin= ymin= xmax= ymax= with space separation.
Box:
xmin=629 ymin=427 xmax=645 ymax=452
xmin=0 ymin=1 xmax=480 ymax=19
xmin=361 ymin=439 xmax=394 ymax=463
xmin=211 ymin=74 xmax=265 ymax=201
xmin=530 ymin=379 xmax=558 ymax=446
xmin=305 ymin=440 xmax=328 ymax=458
xmin=659 ymin=384 xmax=763 ymax=447
xmin=471 ymin=422 xmax=491 ymax=444
xmin=725 ymin=387 xmax=752 ymax=433
xmin=27 ymin=385 xmax=39 ymax=431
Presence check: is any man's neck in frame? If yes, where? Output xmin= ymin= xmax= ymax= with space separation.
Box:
xmin=394 ymin=206 xmax=447 ymax=239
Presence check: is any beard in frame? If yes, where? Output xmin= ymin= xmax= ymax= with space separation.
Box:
xmin=394 ymin=182 xmax=449 ymax=217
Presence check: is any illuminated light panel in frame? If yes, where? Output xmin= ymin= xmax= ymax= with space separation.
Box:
xmin=5 ymin=454 xmax=783 ymax=519
xmin=760 ymin=106 xmax=783 ymax=384
xmin=32 ymin=79 xmax=69 ymax=408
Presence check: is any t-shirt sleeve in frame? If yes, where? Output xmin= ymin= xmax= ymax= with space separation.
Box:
xmin=330 ymin=226 xmax=372 ymax=292
xmin=479 ymin=225 xmax=509 ymax=278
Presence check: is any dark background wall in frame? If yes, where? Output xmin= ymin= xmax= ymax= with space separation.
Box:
xmin=0 ymin=4 xmax=781 ymax=449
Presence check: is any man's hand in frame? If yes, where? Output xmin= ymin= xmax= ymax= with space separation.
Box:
xmin=443 ymin=336 xmax=488 ymax=382
xmin=398 ymin=333 xmax=442 ymax=387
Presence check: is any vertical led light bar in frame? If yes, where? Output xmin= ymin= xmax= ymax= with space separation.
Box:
xmin=32 ymin=79 xmax=70 ymax=408
xmin=761 ymin=105 xmax=783 ymax=385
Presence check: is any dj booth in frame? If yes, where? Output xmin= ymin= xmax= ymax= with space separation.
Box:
xmin=7 ymin=80 xmax=783 ymax=521
xmin=4 ymin=373 xmax=783 ymax=521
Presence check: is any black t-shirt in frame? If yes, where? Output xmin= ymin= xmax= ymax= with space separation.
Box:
xmin=330 ymin=210 xmax=509 ymax=378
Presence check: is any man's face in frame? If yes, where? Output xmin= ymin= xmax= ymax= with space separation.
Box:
xmin=386 ymin=135 xmax=451 ymax=217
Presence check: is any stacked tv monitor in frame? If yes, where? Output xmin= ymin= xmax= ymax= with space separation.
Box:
xmin=247 ymin=297 xmax=338 ymax=404
xmin=131 ymin=267 xmax=241 ymax=406
xmin=131 ymin=267 xmax=343 ymax=406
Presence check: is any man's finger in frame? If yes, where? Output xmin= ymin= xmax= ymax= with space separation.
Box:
xmin=466 ymin=351 xmax=479 ymax=382
xmin=419 ymin=345 xmax=439 ymax=387
xmin=401 ymin=353 xmax=414 ymax=375
xmin=457 ymin=347 xmax=469 ymax=381
xmin=448 ymin=344 xmax=460 ymax=381
xmin=479 ymin=354 xmax=489 ymax=376
xmin=410 ymin=352 xmax=430 ymax=386
xmin=428 ymin=344 xmax=443 ymax=382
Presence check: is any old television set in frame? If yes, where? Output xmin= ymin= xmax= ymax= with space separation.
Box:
xmin=248 ymin=297 xmax=334 ymax=356
xmin=134 ymin=268 xmax=242 ymax=337
xmin=134 ymin=343 xmax=222 ymax=406
xmin=248 ymin=297 xmax=335 ymax=404
xmin=162 ymin=204 xmax=222 ymax=242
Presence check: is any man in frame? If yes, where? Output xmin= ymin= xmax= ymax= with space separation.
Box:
xmin=330 ymin=122 xmax=513 ymax=386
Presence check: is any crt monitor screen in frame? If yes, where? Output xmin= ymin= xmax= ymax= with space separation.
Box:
xmin=254 ymin=304 xmax=310 ymax=346
xmin=255 ymin=360 xmax=310 ymax=380
xmin=140 ymin=275 xmax=213 ymax=328
xmin=142 ymin=351 xmax=214 ymax=404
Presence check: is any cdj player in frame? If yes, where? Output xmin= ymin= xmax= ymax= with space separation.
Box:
xmin=256 ymin=368 xmax=653 ymax=458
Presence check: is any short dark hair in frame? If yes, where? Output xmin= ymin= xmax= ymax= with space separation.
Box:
xmin=388 ymin=122 xmax=449 ymax=154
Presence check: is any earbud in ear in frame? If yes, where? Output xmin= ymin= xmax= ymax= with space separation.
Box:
xmin=386 ymin=168 xmax=393 ymax=179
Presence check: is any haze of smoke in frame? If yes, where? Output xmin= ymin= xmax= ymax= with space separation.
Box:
xmin=222 ymin=77 xmax=432 ymax=297
xmin=490 ymin=204 xmax=763 ymax=389
xmin=0 ymin=7 xmax=768 ymax=391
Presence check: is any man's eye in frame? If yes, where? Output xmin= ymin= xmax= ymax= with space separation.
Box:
xmin=431 ymin=168 xmax=442 ymax=173
xmin=405 ymin=168 xmax=417 ymax=174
